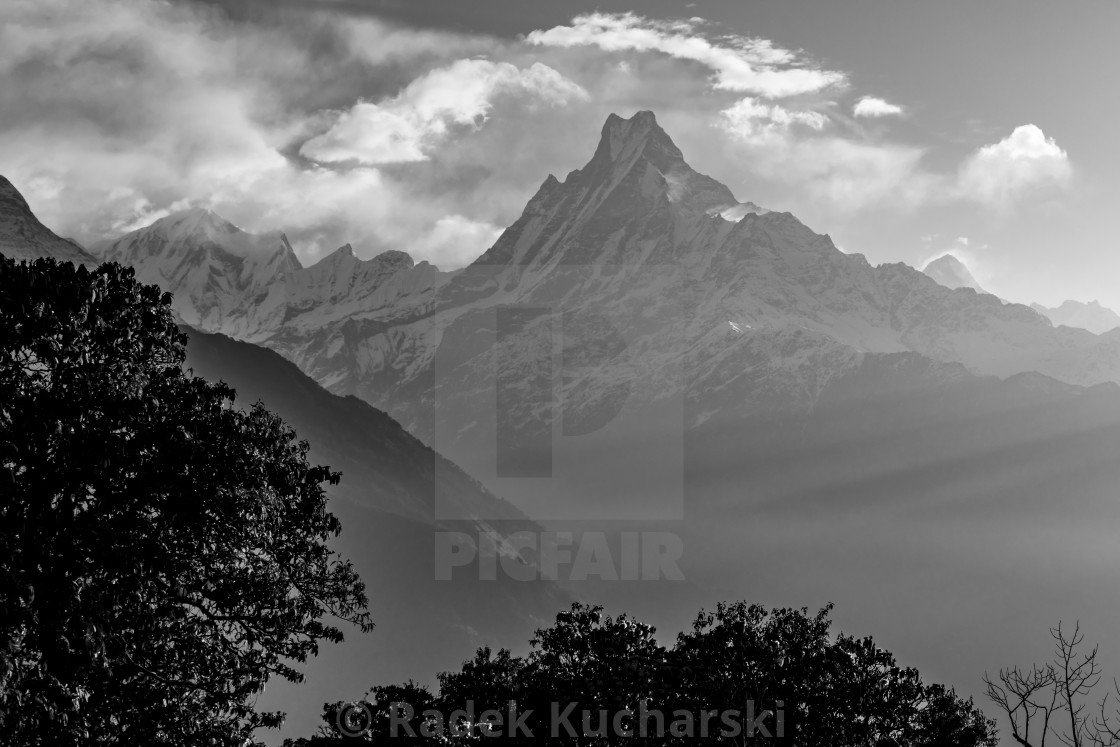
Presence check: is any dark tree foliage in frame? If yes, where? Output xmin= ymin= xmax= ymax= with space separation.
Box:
xmin=0 ymin=257 xmax=371 ymax=745
xmin=292 ymin=602 xmax=997 ymax=746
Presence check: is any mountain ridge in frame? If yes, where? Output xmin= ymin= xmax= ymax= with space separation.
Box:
xmin=0 ymin=175 xmax=97 ymax=265
xmin=1032 ymin=299 xmax=1120 ymax=335
xmin=61 ymin=113 xmax=1120 ymax=450
xmin=179 ymin=326 xmax=566 ymax=744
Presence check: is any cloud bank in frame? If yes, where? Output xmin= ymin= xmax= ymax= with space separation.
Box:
xmin=527 ymin=12 xmax=845 ymax=98
xmin=0 ymin=2 xmax=1077 ymax=270
xmin=300 ymin=59 xmax=587 ymax=165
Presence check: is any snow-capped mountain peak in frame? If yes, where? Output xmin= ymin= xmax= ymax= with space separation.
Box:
xmin=593 ymin=110 xmax=741 ymax=215
xmin=139 ymin=207 xmax=296 ymax=263
xmin=473 ymin=110 xmax=758 ymax=268
xmin=94 ymin=206 xmax=302 ymax=331
xmin=315 ymin=242 xmax=357 ymax=266
xmin=921 ymin=254 xmax=986 ymax=293
xmin=597 ymin=110 xmax=683 ymax=168
xmin=91 ymin=206 xmax=442 ymax=341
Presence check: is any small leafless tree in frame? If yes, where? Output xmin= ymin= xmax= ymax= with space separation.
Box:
xmin=985 ymin=660 xmax=1059 ymax=747
xmin=985 ymin=622 xmax=1120 ymax=747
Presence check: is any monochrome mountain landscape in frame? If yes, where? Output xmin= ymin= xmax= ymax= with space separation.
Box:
xmin=4 ymin=4 xmax=1120 ymax=743
xmin=5 ymin=104 xmax=1120 ymax=743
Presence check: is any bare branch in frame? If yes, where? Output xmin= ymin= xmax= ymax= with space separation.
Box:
xmin=1053 ymin=622 xmax=1103 ymax=747
xmin=986 ymin=663 xmax=1060 ymax=747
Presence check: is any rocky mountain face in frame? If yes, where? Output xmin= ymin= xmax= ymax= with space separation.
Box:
xmin=96 ymin=208 xmax=305 ymax=332
xmin=71 ymin=112 xmax=1120 ymax=530
xmin=77 ymin=112 xmax=1120 ymax=511
xmin=921 ymin=253 xmax=986 ymax=293
xmin=0 ymin=176 xmax=96 ymax=265
xmin=1032 ymin=299 xmax=1120 ymax=335
xmin=97 ymin=209 xmax=443 ymax=351
xmin=89 ymin=112 xmax=1120 ymax=400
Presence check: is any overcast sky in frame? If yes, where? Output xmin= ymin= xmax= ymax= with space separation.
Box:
xmin=2 ymin=0 xmax=1117 ymax=308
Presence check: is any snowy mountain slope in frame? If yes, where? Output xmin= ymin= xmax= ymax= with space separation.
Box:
xmin=922 ymin=254 xmax=987 ymax=293
xmin=257 ymin=112 xmax=1118 ymax=431
xmin=95 ymin=212 xmax=443 ymax=342
xmin=0 ymin=175 xmax=97 ymax=265
xmin=74 ymin=112 xmax=1120 ymax=449
xmin=1032 ymin=299 xmax=1120 ymax=334
xmin=97 ymin=208 xmax=303 ymax=332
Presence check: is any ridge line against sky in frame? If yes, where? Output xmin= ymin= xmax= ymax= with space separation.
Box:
xmin=0 ymin=0 xmax=1115 ymax=308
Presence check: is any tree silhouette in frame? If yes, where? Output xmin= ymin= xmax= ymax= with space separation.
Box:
xmin=293 ymin=602 xmax=997 ymax=746
xmin=985 ymin=622 xmax=1120 ymax=747
xmin=0 ymin=257 xmax=371 ymax=745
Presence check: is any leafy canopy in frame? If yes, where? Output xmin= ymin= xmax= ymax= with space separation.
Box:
xmin=299 ymin=601 xmax=997 ymax=746
xmin=0 ymin=257 xmax=370 ymax=746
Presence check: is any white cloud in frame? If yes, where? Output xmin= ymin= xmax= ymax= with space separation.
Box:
xmin=853 ymin=96 xmax=903 ymax=118
xmin=957 ymin=124 xmax=1071 ymax=206
xmin=0 ymin=0 xmax=1080 ymax=269
xmin=412 ymin=215 xmax=503 ymax=268
xmin=527 ymin=12 xmax=845 ymax=98
xmin=718 ymin=97 xmax=933 ymax=211
xmin=300 ymin=59 xmax=587 ymax=165
xmin=721 ymin=97 xmax=828 ymax=145
xmin=0 ymin=0 xmax=561 ymax=269
xmin=299 ymin=106 xmax=429 ymax=165
xmin=719 ymin=106 xmax=1075 ymax=215
xmin=784 ymin=138 xmax=935 ymax=211
xmin=337 ymin=17 xmax=496 ymax=68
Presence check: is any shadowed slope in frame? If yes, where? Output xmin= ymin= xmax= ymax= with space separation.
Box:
xmin=0 ymin=175 xmax=96 ymax=265
xmin=181 ymin=328 xmax=567 ymax=744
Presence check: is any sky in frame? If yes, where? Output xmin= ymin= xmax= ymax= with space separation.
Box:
xmin=1 ymin=0 xmax=1117 ymax=309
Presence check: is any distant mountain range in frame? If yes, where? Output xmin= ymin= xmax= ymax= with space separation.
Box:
xmin=918 ymin=252 xmax=1120 ymax=336
xmin=1032 ymin=299 xmax=1120 ymax=334
xmin=73 ymin=112 xmax=1120 ymax=512
xmin=0 ymin=176 xmax=96 ymax=265
xmin=87 ymin=113 xmax=1120 ymax=406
